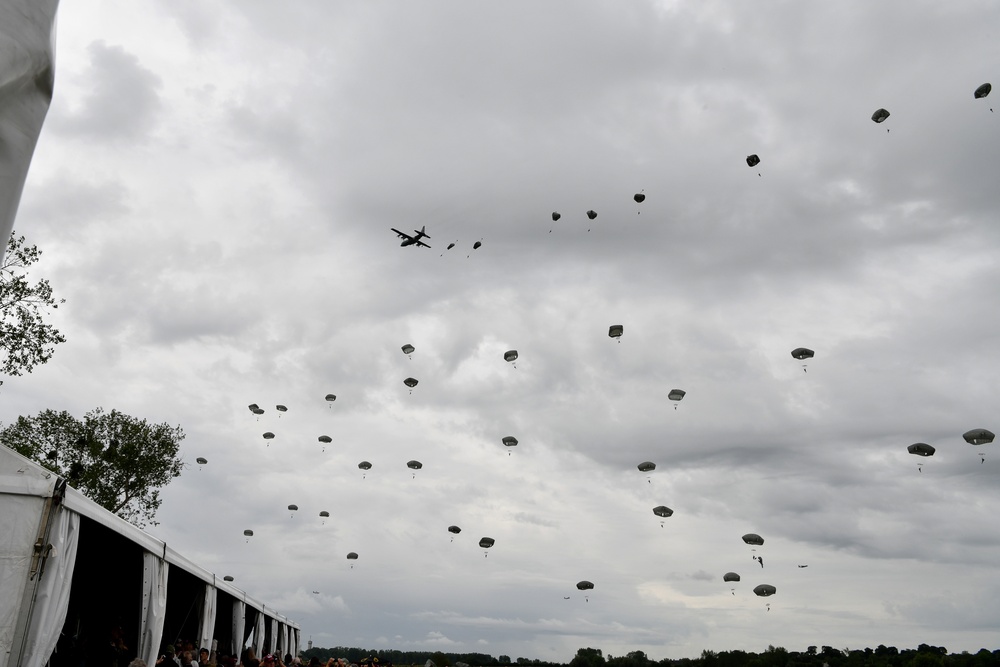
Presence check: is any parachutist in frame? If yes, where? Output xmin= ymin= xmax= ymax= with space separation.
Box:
xmin=758 ymin=556 xmax=764 ymax=568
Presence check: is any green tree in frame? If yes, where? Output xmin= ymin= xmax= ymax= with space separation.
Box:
xmin=570 ymin=649 xmax=606 ymax=667
xmin=1 ymin=407 xmax=184 ymax=527
xmin=0 ymin=232 xmax=66 ymax=383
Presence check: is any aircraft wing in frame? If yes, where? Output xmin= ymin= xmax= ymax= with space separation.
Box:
xmin=391 ymin=227 xmax=412 ymax=240
xmin=415 ymin=240 xmax=431 ymax=248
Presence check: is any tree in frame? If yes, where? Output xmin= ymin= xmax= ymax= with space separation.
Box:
xmin=570 ymin=649 xmax=606 ymax=667
xmin=0 ymin=232 xmax=66 ymax=383
xmin=1 ymin=407 xmax=185 ymax=527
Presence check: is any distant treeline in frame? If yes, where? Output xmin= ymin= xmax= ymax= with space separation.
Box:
xmin=302 ymin=644 xmax=1000 ymax=667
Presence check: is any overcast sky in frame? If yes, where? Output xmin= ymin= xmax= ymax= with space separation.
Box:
xmin=4 ymin=0 xmax=1000 ymax=661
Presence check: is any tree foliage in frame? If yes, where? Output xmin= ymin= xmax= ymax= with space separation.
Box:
xmin=1 ymin=407 xmax=185 ymax=527
xmin=0 ymin=232 xmax=66 ymax=382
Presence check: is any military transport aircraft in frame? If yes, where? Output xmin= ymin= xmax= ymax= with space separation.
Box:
xmin=392 ymin=226 xmax=431 ymax=247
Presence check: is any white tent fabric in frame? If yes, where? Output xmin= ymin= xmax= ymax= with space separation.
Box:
xmin=139 ymin=552 xmax=169 ymax=667
xmin=0 ymin=494 xmax=46 ymax=667
xmin=198 ymin=583 xmax=217 ymax=654
xmin=21 ymin=506 xmax=80 ymax=667
xmin=268 ymin=617 xmax=277 ymax=654
xmin=231 ymin=599 xmax=245 ymax=656
xmin=0 ymin=0 xmax=59 ymax=261
xmin=253 ymin=611 xmax=264 ymax=658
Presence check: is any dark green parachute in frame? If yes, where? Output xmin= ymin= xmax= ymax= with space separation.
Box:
xmin=872 ymin=108 xmax=890 ymax=123
xmin=754 ymin=584 xmax=776 ymax=596
xmin=742 ymin=533 xmax=764 ymax=546
xmin=724 ymin=572 xmax=740 ymax=582
xmin=907 ymin=443 xmax=935 ymax=456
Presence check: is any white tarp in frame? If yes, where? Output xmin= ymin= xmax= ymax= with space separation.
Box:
xmin=20 ymin=506 xmax=79 ymax=667
xmin=0 ymin=494 xmax=46 ymax=667
xmin=139 ymin=552 xmax=168 ymax=667
xmin=0 ymin=0 xmax=59 ymax=261
xmin=253 ymin=612 xmax=264 ymax=658
xmin=230 ymin=599 xmax=245 ymax=656
xmin=198 ymin=583 xmax=216 ymax=655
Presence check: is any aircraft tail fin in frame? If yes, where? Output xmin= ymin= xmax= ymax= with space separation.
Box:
xmin=418 ymin=225 xmax=430 ymax=238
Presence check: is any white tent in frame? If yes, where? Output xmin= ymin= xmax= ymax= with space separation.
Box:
xmin=0 ymin=444 xmax=298 ymax=667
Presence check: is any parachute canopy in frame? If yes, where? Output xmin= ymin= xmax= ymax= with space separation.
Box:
xmin=404 ymin=377 xmax=419 ymax=388
xmin=473 ymin=241 xmax=482 ymax=250
xmin=358 ymin=461 xmax=372 ymax=470
xmin=253 ymin=408 xmax=264 ymax=415
xmin=609 ymin=324 xmax=624 ymax=339
xmin=401 ymin=343 xmax=415 ymax=355
xmin=746 ymin=154 xmax=760 ymax=167
xmin=287 ymin=504 xmax=298 ymax=511
xmin=872 ymin=108 xmax=890 ymax=123
xmin=652 ymin=505 xmax=673 ymax=518
xmin=791 ymin=347 xmax=814 ymax=360
xmin=587 ymin=210 xmax=598 ymax=220
xmin=243 ymin=530 xmax=254 ymax=537
xmin=552 ymin=212 xmax=561 ymax=221
xmin=754 ymin=584 xmax=776 ymax=597
xmin=248 ymin=404 xmax=259 ymax=412
xmin=907 ymin=443 xmax=936 ymax=457
xmin=723 ymin=572 xmax=740 ymax=582
xmin=638 ymin=461 xmax=656 ymax=472
xmin=318 ymin=435 xmax=332 ymax=444
xmin=633 ymin=193 xmax=645 ymax=203
xmin=448 ymin=525 xmax=462 ymax=534
xmin=975 ymin=82 xmax=992 ymax=99
xmin=576 ymin=580 xmax=595 ymax=591
xmin=276 ymin=405 xmax=287 ymax=413
xmin=668 ymin=389 xmax=686 ymax=402
xmin=742 ymin=533 xmax=764 ymax=546
xmin=504 ymin=350 xmax=518 ymax=363
xmin=196 ymin=457 xmax=208 ymax=465
xmin=502 ymin=436 xmax=518 ymax=448
xmin=319 ymin=511 xmax=330 ymax=518
xmin=223 ymin=575 xmax=234 ymax=582
xmin=263 ymin=432 xmax=275 ymax=440
xmin=347 ymin=552 xmax=358 ymax=560
xmin=963 ymin=429 xmax=995 ymax=445
xmin=407 ymin=460 xmax=423 ymax=470
xmin=479 ymin=537 xmax=495 ymax=549
xmin=325 ymin=394 xmax=337 ymax=403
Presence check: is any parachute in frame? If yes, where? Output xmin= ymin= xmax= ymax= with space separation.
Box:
xmin=742 ymin=533 xmax=764 ymax=546
xmin=753 ymin=584 xmax=776 ymax=597
xmin=347 ymin=552 xmax=358 ymax=568
xmin=587 ymin=210 xmax=597 ymax=220
xmin=576 ymin=580 xmax=594 ymax=601
xmin=652 ymin=505 xmax=673 ymax=527
xmin=407 ymin=460 xmax=422 ymax=478
xmin=248 ymin=403 xmax=259 ymax=413
xmin=319 ymin=510 xmax=329 ymax=524
xmin=552 ymin=212 xmax=561 ymax=221
xmin=473 ymin=241 xmax=482 ymax=250
xmin=223 ymin=575 xmax=234 ymax=582
xmin=479 ymin=536 xmax=495 ymax=556
xmin=318 ymin=434 xmax=331 ymax=452
xmin=448 ymin=525 xmax=462 ymax=534
xmin=746 ymin=154 xmax=760 ymax=167
xmin=723 ymin=572 xmax=740 ymax=582
xmin=276 ymin=405 xmax=287 ymax=415
xmin=253 ymin=407 xmax=264 ymax=417
xmin=402 ymin=344 xmax=415 ymax=358
xmin=668 ymin=389 xmax=686 ymax=409
xmin=404 ymin=378 xmax=418 ymax=393
xmin=908 ymin=442 xmax=935 ymax=472
xmin=871 ymin=108 xmax=890 ymax=123
xmin=502 ymin=436 xmax=518 ymax=455
xmin=262 ymin=432 xmax=275 ymax=446
xmin=325 ymin=394 xmax=336 ymax=408
xmin=633 ymin=193 xmax=645 ymax=204
xmin=504 ymin=350 xmax=518 ymax=366
xmin=963 ymin=428 xmax=994 ymax=445
xmin=196 ymin=457 xmax=208 ymax=466
xmin=243 ymin=529 xmax=254 ymax=543
xmin=638 ymin=461 xmax=656 ymax=473
xmin=975 ymin=82 xmax=991 ymax=99
xmin=287 ymin=505 xmax=298 ymax=517
xmin=791 ymin=347 xmax=814 ymax=372
xmin=609 ymin=324 xmax=624 ymax=341
xmin=358 ymin=460 xmax=372 ymax=478
xmin=964 ymin=428 xmax=995 ymax=462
